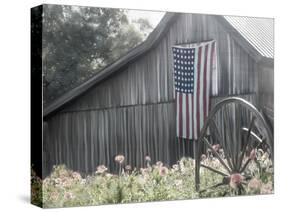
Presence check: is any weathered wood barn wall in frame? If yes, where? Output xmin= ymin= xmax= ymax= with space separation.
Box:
xmin=257 ymin=58 xmax=274 ymax=127
xmin=43 ymin=12 xmax=267 ymax=177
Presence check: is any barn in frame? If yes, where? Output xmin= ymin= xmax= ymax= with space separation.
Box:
xmin=42 ymin=12 xmax=274 ymax=177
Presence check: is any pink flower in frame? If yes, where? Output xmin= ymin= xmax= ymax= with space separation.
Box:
xmin=95 ymin=165 xmax=108 ymax=174
xmin=219 ymin=149 xmax=224 ymax=154
xmin=156 ymin=161 xmax=163 ymax=167
xmin=159 ymin=166 xmax=169 ymax=176
xmin=249 ymin=149 xmax=256 ymax=160
xmin=212 ymin=144 xmax=220 ymax=152
xmin=72 ymin=171 xmax=82 ymax=180
xmin=145 ymin=155 xmax=151 ymax=162
xmin=172 ymin=164 xmax=179 ymax=170
xmin=229 ymin=173 xmax=243 ymax=189
xmin=64 ymin=192 xmax=74 ymax=199
xmin=50 ymin=191 xmax=59 ymax=201
xmin=115 ymin=155 xmax=125 ymax=164
xmin=125 ymin=165 xmax=132 ymax=171
xmin=140 ymin=168 xmax=149 ymax=175
xmin=61 ymin=177 xmax=72 ymax=187
xmin=248 ymin=177 xmax=261 ymax=191
xmin=201 ymin=154 xmax=207 ymax=161
xmin=54 ymin=178 xmax=62 ymax=186
xmin=261 ymin=183 xmax=273 ymax=194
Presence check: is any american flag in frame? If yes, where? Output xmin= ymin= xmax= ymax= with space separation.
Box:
xmin=172 ymin=40 xmax=217 ymax=140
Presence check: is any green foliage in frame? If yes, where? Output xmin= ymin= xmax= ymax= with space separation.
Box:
xmin=32 ymin=150 xmax=273 ymax=208
xmin=31 ymin=169 xmax=42 ymax=207
xmin=43 ymin=5 xmax=153 ymax=104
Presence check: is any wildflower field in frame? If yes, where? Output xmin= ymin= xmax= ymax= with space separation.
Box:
xmin=32 ymin=149 xmax=273 ymax=208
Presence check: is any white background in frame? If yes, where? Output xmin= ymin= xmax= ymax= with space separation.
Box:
xmin=0 ymin=0 xmax=279 ymax=211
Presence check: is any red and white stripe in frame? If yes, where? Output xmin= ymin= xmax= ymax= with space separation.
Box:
xmin=175 ymin=40 xmax=216 ymax=140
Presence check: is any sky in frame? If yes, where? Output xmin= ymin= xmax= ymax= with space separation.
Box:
xmin=72 ymin=5 xmax=165 ymax=28
xmin=127 ymin=9 xmax=165 ymax=28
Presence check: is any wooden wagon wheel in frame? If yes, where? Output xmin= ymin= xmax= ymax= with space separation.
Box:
xmin=195 ymin=97 xmax=273 ymax=194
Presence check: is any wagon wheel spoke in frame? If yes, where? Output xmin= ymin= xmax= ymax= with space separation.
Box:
xmin=238 ymin=184 xmax=245 ymax=195
xmin=237 ymin=117 xmax=256 ymax=170
xmin=234 ymin=104 xmax=242 ymax=172
xmin=239 ymin=158 xmax=251 ymax=173
xmin=199 ymin=182 xmax=226 ymax=193
xmin=241 ymin=181 xmax=248 ymax=185
xmin=200 ymin=163 xmax=228 ymax=176
xmin=203 ymin=137 xmax=232 ymax=174
xmin=240 ymin=139 xmax=262 ymax=173
xmin=209 ymin=119 xmax=234 ymax=170
xmin=241 ymin=128 xmax=263 ymax=143
xmin=222 ymin=107 xmax=237 ymax=170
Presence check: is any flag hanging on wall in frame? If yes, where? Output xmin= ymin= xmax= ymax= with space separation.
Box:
xmin=172 ymin=40 xmax=217 ymax=140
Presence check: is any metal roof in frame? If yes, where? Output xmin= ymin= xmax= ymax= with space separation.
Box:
xmin=224 ymin=16 xmax=274 ymax=58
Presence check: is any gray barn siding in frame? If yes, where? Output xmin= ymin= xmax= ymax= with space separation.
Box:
xmin=44 ymin=102 xmax=180 ymax=176
xmin=258 ymin=64 xmax=273 ymax=111
xmin=43 ymin=14 xmax=259 ymax=177
xmin=257 ymin=61 xmax=274 ymax=127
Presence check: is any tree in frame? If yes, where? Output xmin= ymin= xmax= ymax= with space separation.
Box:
xmin=43 ymin=5 xmax=153 ymax=105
